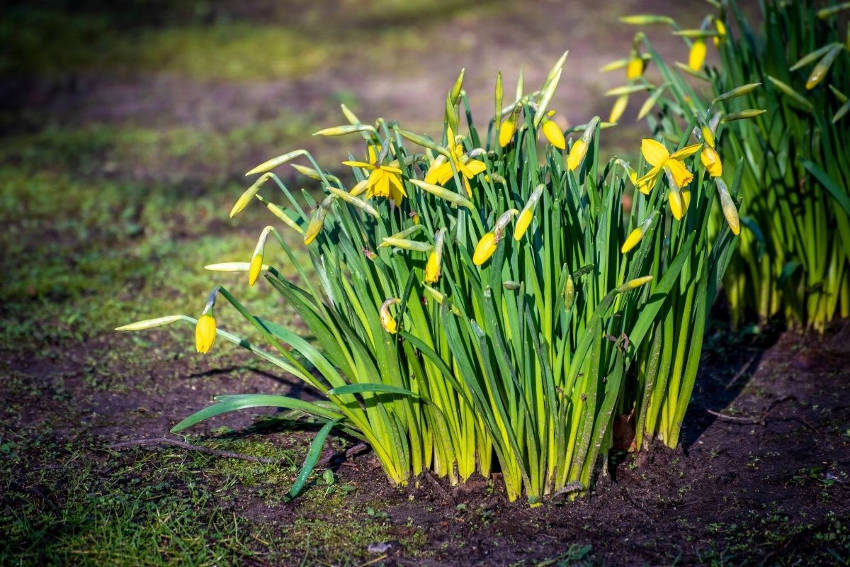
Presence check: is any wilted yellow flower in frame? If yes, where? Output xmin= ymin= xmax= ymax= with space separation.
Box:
xmin=541 ymin=113 xmax=566 ymax=150
xmin=195 ymin=313 xmax=216 ymax=354
xmin=379 ymin=298 xmax=401 ymax=334
xmin=342 ymin=146 xmax=406 ymax=206
xmin=567 ymin=139 xmax=587 ymax=171
xmin=668 ymin=188 xmax=685 ymax=220
xmin=499 ymin=115 xmax=517 ymax=147
xmin=473 ymin=232 xmax=498 ymax=265
xmin=636 ymin=138 xmax=700 ymax=196
xmin=425 ymin=126 xmax=487 ymax=195
xmin=689 ymin=39 xmax=707 ymax=71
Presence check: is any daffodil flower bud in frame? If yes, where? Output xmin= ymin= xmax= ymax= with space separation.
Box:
xmin=621 ymin=213 xmax=656 ymax=254
xmin=542 ymin=113 xmax=566 ymax=150
xmin=425 ymin=229 xmax=446 ymax=283
xmin=700 ymin=145 xmax=723 ymax=177
xmin=564 ymin=275 xmax=575 ymax=309
xmin=514 ymin=185 xmax=544 ymax=240
xmin=716 ymin=178 xmax=740 ymax=235
xmin=499 ymin=115 xmax=517 ymax=148
xmin=689 ymin=39 xmax=707 ymax=71
xmin=380 ymin=298 xmax=401 ymax=334
xmin=609 ymin=95 xmax=629 ymax=123
xmin=627 ymin=54 xmax=645 ymax=80
xmin=249 ymin=226 xmax=274 ymax=287
xmin=473 ymin=232 xmax=498 ymax=266
xmin=567 ymin=139 xmax=587 ymax=171
xmin=304 ymin=196 xmax=332 ymax=245
xmin=618 ymin=275 xmax=653 ymax=292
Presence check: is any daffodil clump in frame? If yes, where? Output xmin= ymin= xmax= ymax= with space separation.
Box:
xmin=621 ymin=0 xmax=850 ymax=333
xmin=118 ymin=51 xmax=736 ymax=502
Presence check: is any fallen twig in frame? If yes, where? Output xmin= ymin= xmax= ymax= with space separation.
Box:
xmin=706 ymin=409 xmax=762 ymax=424
xmin=725 ymin=354 xmax=758 ymax=390
xmin=107 ymin=437 xmax=276 ymax=464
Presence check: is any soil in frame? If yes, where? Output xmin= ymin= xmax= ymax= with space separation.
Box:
xmin=4 ymin=321 xmax=849 ymax=565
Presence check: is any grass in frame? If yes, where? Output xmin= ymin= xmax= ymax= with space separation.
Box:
xmin=0 ymin=423 xmax=416 ymax=566
xmin=0 ymin=1 xmax=503 ymax=81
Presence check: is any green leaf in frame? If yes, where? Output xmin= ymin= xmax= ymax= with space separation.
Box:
xmin=171 ymin=395 xmax=342 ymax=433
xmin=289 ymin=419 xmax=342 ymax=499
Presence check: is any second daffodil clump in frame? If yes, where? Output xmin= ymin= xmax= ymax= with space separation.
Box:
xmin=116 ymin=49 xmax=739 ymax=503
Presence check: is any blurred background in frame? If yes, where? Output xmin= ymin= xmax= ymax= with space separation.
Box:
xmin=0 ymin=0 xmax=707 ymax=347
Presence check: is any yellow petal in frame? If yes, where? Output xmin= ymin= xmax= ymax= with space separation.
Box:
xmin=682 ymin=189 xmax=691 ymax=211
xmin=499 ymin=117 xmax=517 ymax=147
xmin=367 ymin=145 xmax=379 ymax=165
xmin=542 ymin=119 xmax=566 ymax=150
xmin=640 ymin=138 xmax=670 ymax=167
xmin=700 ymin=146 xmax=723 ymax=177
xmin=567 ymin=139 xmax=587 ymax=171
xmin=665 ymin=159 xmax=694 ymax=188
xmin=668 ymin=189 xmax=684 ymax=220
xmin=609 ymin=94 xmax=629 ymax=123
xmin=350 ymin=179 xmax=369 ymax=197
xmin=621 ymin=227 xmax=643 ymax=254
xmin=689 ymin=39 xmax=707 ymax=71
xmin=461 ymin=159 xmax=487 ymax=178
xmin=425 ymin=161 xmax=453 ymax=185
xmin=636 ymin=164 xmax=663 ymax=194
xmin=669 ymin=143 xmax=703 ymax=159
xmin=473 ymin=232 xmax=498 ymax=265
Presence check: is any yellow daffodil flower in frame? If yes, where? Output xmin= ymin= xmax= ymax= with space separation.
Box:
xmin=195 ymin=313 xmax=216 ymax=354
xmin=424 ymin=126 xmax=487 ymax=196
xmin=342 ymin=146 xmax=406 ymax=205
xmin=636 ymin=138 xmax=701 ymax=194
xmin=689 ymin=39 xmax=707 ymax=71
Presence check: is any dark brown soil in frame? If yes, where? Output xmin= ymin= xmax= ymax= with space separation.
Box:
xmin=4 ymin=321 xmax=849 ymax=565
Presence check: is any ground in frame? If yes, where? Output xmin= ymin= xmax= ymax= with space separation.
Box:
xmin=2 ymin=1 xmax=848 ymax=565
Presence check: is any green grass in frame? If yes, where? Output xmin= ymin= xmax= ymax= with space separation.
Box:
xmin=0 ymin=425 xmax=415 ymax=566
xmin=0 ymin=1 xmax=502 ymax=81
